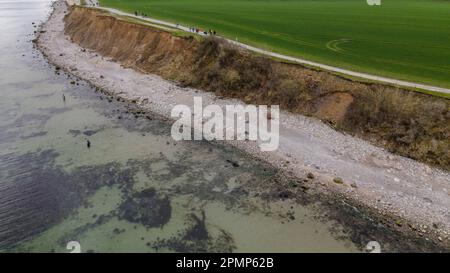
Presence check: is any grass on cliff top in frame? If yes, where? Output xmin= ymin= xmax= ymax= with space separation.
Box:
xmin=99 ymin=0 xmax=450 ymax=92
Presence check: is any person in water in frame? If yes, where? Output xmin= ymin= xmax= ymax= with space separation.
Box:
xmin=87 ymin=139 xmax=91 ymax=149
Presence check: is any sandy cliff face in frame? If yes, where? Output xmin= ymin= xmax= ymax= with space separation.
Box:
xmin=65 ymin=7 xmax=197 ymax=77
xmin=64 ymin=6 xmax=449 ymax=170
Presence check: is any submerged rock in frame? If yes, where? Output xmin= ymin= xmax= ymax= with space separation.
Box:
xmin=118 ymin=188 xmax=172 ymax=228
xmin=333 ymin=177 xmax=344 ymax=184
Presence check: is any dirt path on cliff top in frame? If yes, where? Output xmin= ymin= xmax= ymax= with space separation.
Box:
xmin=39 ymin=1 xmax=450 ymax=243
xmin=82 ymin=1 xmax=450 ymax=96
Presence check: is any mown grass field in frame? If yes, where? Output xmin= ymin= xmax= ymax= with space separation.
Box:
xmin=99 ymin=0 xmax=450 ymax=89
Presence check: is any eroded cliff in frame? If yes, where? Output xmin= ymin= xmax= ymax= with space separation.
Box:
xmin=64 ymin=6 xmax=450 ymax=170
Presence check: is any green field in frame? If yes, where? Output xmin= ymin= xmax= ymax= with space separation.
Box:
xmin=99 ymin=0 xmax=450 ymax=89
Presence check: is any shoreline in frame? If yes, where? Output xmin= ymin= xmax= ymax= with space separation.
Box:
xmin=35 ymin=0 xmax=450 ymax=250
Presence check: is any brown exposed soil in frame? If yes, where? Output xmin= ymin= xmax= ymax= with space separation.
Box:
xmin=64 ymin=6 xmax=450 ymax=170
